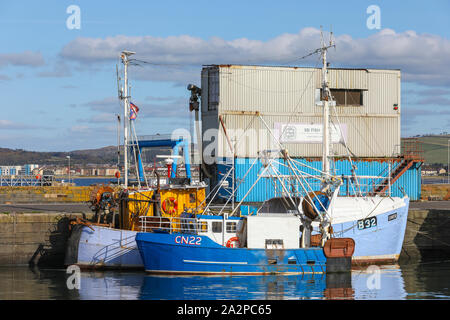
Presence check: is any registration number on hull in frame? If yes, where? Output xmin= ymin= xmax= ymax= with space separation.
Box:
xmin=357 ymin=217 xmax=377 ymax=230
xmin=175 ymin=235 xmax=202 ymax=246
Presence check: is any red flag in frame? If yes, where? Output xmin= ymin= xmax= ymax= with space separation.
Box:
xmin=130 ymin=102 xmax=139 ymax=120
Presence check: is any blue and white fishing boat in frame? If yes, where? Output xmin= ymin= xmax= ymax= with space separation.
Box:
xmin=316 ymin=195 xmax=409 ymax=264
xmin=135 ymin=209 xmax=355 ymax=275
xmin=272 ymin=33 xmax=410 ymax=265
xmin=233 ymin=33 xmax=409 ymax=265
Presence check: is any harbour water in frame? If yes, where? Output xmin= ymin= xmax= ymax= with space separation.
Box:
xmin=1 ymin=261 xmax=449 ymax=300
xmin=57 ymin=177 xmax=115 ymax=186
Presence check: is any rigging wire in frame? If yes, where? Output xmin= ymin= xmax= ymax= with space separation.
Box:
xmin=326 ymin=50 xmax=385 ymax=156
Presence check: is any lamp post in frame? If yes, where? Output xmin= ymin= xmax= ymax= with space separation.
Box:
xmin=448 ymin=139 xmax=449 ymax=184
xmin=66 ymin=155 xmax=71 ymax=185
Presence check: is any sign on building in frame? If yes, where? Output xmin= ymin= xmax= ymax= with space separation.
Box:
xmin=274 ymin=122 xmax=347 ymax=144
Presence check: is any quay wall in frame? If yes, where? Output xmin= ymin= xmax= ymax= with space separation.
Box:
xmin=0 ymin=186 xmax=94 ymax=204
xmin=400 ymin=208 xmax=450 ymax=262
xmin=0 ymin=212 xmax=93 ymax=267
xmin=0 ymin=207 xmax=449 ymax=267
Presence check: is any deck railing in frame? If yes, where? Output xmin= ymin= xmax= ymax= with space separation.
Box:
xmin=269 ymin=174 xmax=395 ymax=198
xmin=139 ymin=216 xmax=201 ymax=234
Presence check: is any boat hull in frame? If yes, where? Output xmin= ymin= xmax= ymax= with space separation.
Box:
xmin=65 ymin=224 xmax=143 ymax=269
xmin=66 ymin=198 xmax=409 ymax=269
xmin=135 ymin=232 xmax=331 ymax=275
xmin=332 ymin=198 xmax=409 ymax=265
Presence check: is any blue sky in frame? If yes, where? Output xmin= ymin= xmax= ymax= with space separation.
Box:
xmin=1 ymin=0 xmax=450 ymax=151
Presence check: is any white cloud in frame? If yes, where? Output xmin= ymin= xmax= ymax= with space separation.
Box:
xmin=0 ymin=119 xmax=42 ymax=130
xmin=0 ymin=51 xmax=45 ymax=68
xmin=81 ymin=96 xmax=189 ymax=120
xmin=0 ymin=74 xmax=11 ymax=81
xmin=82 ymin=96 xmax=121 ymax=112
xmin=37 ymin=60 xmax=72 ymax=78
xmin=69 ymin=125 xmax=91 ymax=133
xmin=60 ymin=28 xmax=450 ymax=87
xmin=78 ymin=112 xmax=119 ymax=124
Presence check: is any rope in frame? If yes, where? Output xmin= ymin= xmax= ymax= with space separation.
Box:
xmin=333 ymin=197 xmax=390 ymax=235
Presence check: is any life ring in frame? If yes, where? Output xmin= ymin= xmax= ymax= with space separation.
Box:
xmin=162 ymin=197 xmax=177 ymax=215
xmin=226 ymin=236 xmax=240 ymax=248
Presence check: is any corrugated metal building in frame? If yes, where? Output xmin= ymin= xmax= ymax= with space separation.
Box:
xmin=200 ymin=65 xmax=421 ymax=201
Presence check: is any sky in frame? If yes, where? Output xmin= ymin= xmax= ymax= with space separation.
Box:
xmin=0 ymin=0 xmax=450 ymax=152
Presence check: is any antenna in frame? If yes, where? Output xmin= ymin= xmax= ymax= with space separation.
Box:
xmin=329 ymin=25 xmax=333 ymax=46
xmin=121 ymin=50 xmax=136 ymax=58
xmin=116 ymin=64 xmax=122 ymax=100
xmin=120 ymin=50 xmax=135 ymax=188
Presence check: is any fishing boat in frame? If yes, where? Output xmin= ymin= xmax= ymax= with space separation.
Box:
xmin=135 ymin=195 xmax=355 ymax=275
xmin=225 ymin=32 xmax=410 ymax=265
xmin=273 ymin=33 xmax=409 ymax=265
xmin=314 ymin=195 xmax=409 ymax=265
xmin=65 ymin=51 xmax=207 ymax=269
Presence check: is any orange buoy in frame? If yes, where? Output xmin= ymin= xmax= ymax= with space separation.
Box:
xmin=115 ymin=171 xmax=121 ymax=178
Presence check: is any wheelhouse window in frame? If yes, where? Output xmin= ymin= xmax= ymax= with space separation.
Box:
xmin=226 ymin=222 xmax=236 ymax=233
xmin=198 ymin=221 xmax=208 ymax=233
xmin=212 ymin=221 xmax=222 ymax=233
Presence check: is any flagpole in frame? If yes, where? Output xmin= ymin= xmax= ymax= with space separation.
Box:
xmin=121 ymin=50 xmax=135 ymax=188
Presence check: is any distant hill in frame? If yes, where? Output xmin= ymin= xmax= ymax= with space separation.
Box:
xmin=0 ymin=145 xmax=175 ymax=166
xmin=403 ymin=135 xmax=450 ymax=164
xmin=0 ymin=146 xmax=118 ymax=166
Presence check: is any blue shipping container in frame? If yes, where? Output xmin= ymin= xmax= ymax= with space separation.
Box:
xmin=216 ymin=158 xmax=421 ymax=202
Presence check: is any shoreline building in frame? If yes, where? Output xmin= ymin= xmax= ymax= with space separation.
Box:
xmin=0 ymin=164 xmax=39 ymax=176
xmin=199 ymin=65 xmax=423 ymax=206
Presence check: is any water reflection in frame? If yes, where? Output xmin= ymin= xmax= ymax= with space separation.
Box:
xmin=1 ymin=261 xmax=450 ymax=300
xmin=76 ymin=272 xmax=353 ymax=300
xmin=351 ymin=265 xmax=407 ymax=299
xmin=401 ymin=260 xmax=450 ymax=299
xmin=0 ymin=266 xmax=79 ymax=300
xmin=137 ymin=273 xmax=345 ymax=300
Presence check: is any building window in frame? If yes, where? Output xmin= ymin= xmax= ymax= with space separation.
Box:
xmin=212 ymin=221 xmax=222 ymax=233
xmin=265 ymin=239 xmax=284 ymax=249
xmin=333 ymin=89 xmax=363 ymax=106
xmin=321 ymin=89 xmax=363 ymax=106
xmin=208 ymin=69 xmax=219 ymax=111
xmin=226 ymin=222 xmax=236 ymax=233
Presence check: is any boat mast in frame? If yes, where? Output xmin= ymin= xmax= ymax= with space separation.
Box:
xmin=320 ymin=32 xmax=334 ymax=184
xmin=121 ymin=50 xmax=135 ymax=188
